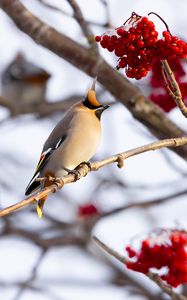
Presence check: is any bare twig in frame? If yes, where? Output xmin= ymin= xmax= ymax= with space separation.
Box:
xmin=1 ymin=0 xmax=187 ymax=159
xmin=161 ymin=60 xmax=187 ymax=118
xmin=38 ymin=0 xmax=111 ymax=28
xmin=2 ymin=225 xmax=84 ymax=248
xmin=66 ymin=0 xmax=98 ymax=52
xmin=0 ymin=136 xmax=187 ymax=217
xmin=38 ymin=0 xmax=71 ymax=16
xmin=99 ymin=0 xmax=113 ymax=28
xmin=93 ymin=236 xmax=187 ymax=300
xmin=101 ymin=188 xmax=187 ymax=219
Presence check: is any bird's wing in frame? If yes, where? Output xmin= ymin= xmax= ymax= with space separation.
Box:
xmin=25 ymin=135 xmax=67 ymax=195
xmin=43 ymin=106 xmax=75 ymax=152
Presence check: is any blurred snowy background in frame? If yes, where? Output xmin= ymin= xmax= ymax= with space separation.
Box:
xmin=0 ymin=0 xmax=187 ymax=300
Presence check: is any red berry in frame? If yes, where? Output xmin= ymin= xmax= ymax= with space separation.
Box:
xmin=126 ymin=246 xmax=136 ymax=258
xmin=141 ymin=17 xmax=148 ymax=24
xmin=95 ymin=35 xmax=101 ymax=42
xmin=139 ymin=50 xmax=146 ymax=56
xmin=143 ymin=33 xmax=150 ymax=40
xmin=111 ymin=35 xmax=118 ymax=43
xmin=150 ymin=30 xmax=158 ymax=38
xmin=126 ymin=69 xmax=134 ymax=78
xmin=102 ymin=34 xmax=109 ymax=41
xmin=100 ymin=39 xmax=108 ymax=48
xmin=78 ymin=203 xmax=99 ymax=217
xmin=118 ymin=57 xmax=127 ymax=68
xmin=128 ymin=45 xmax=135 ymax=52
xmin=128 ymin=34 xmax=136 ymax=42
xmin=129 ymin=27 xmax=135 ymax=34
xmin=146 ymin=21 xmax=155 ymax=30
xmin=136 ymin=40 xmax=144 ymax=48
xmin=107 ymin=44 xmax=115 ymax=52
xmin=117 ymin=27 xmax=125 ymax=36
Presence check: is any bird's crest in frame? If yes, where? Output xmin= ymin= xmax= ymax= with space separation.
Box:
xmin=87 ymin=77 xmax=101 ymax=107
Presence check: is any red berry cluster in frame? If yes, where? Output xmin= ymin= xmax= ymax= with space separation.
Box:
xmin=78 ymin=203 xmax=100 ymax=218
xmin=95 ymin=12 xmax=187 ymax=80
xmin=125 ymin=230 xmax=187 ymax=287
xmin=157 ymin=31 xmax=187 ymax=60
xmin=149 ymin=58 xmax=187 ymax=112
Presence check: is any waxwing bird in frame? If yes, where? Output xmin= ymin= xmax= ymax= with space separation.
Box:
xmin=25 ymin=77 xmax=109 ymax=218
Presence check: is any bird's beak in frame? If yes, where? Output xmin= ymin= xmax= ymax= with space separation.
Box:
xmin=102 ymin=105 xmax=110 ymax=111
xmin=96 ymin=104 xmax=109 ymax=114
xmin=95 ymin=104 xmax=109 ymax=119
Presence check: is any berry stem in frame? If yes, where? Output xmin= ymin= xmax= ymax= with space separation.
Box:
xmin=148 ymin=12 xmax=171 ymax=33
xmin=123 ymin=11 xmax=141 ymax=26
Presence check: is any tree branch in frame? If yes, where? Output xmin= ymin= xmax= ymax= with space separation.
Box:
xmin=1 ymin=0 xmax=187 ymax=159
xmin=93 ymin=236 xmax=187 ymax=300
xmin=0 ymin=136 xmax=187 ymax=217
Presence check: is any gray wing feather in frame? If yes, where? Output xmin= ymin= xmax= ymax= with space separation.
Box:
xmin=43 ymin=106 xmax=75 ymax=152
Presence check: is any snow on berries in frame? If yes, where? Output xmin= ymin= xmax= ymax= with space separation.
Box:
xmin=125 ymin=229 xmax=187 ymax=287
xmin=95 ymin=12 xmax=187 ymax=80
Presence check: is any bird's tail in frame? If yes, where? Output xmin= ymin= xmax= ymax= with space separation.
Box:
xmin=25 ymin=177 xmax=47 ymax=219
xmin=36 ymin=174 xmax=53 ymax=218
xmin=25 ymin=177 xmax=41 ymax=196
xmin=36 ymin=196 xmax=47 ymax=219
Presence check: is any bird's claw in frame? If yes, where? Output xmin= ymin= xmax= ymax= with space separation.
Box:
xmin=44 ymin=175 xmax=64 ymax=188
xmin=47 ymin=175 xmax=56 ymax=182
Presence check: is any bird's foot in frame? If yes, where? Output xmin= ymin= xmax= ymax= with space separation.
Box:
xmin=64 ymin=168 xmax=81 ymax=181
xmin=47 ymin=175 xmax=56 ymax=182
xmin=45 ymin=175 xmax=64 ymax=188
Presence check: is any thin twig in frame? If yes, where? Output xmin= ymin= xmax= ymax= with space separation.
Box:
xmin=38 ymin=0 xmax=111 ymax=28
xmin=0 ymin=136 xmax=187 ymax=217
xmin=161 ymin=60 xmax=187 ymax=118
xmin=66 ymin=0 xmax=98 ymax=53
xmin=101 ymin=188 xmax=187 ymax=219
xmin=99 ymin=0 xmax=113 ymax=28
xmin=38 ymin=0 xmax=71 ymax=16
xmin=93 ymin=236 xmax=187 ymax=300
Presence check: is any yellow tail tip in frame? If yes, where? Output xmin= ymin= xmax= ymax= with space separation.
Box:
xmin=36 ymin=205 xmax=43 ymax=219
